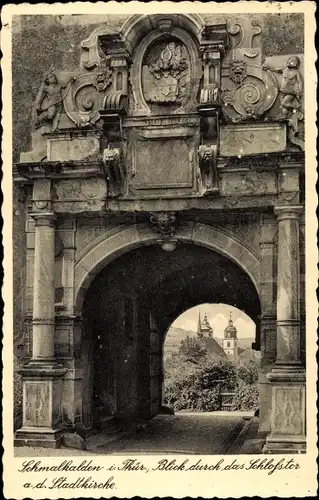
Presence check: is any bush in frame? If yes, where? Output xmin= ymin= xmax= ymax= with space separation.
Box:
xmin=164 ymin=356 xmax=237 ymax=412
xmin=232 ymin=381 xmax=259 ymax=411
xmin=237 ymin=359 xmax=259 ymax=385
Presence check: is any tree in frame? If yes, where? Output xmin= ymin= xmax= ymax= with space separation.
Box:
xmin=178 ymin=335 xmax=208 ymax=362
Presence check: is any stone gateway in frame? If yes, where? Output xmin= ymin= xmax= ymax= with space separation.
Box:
xmin=13 ymin=13 xmax=306 ymax=453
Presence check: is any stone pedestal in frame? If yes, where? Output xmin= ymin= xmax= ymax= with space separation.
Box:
xmin=264 ymin=206 xmax=306 ymax=453
xmin=15 ymin=214 xmax=66 ymax=448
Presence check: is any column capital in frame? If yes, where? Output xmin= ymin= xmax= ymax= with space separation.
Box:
xmin=274 ymin=205 xmax=304 ymax=221
xmin=30 ymin=212 xmax=56 ymax=227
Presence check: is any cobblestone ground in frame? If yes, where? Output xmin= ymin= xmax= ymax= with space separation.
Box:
xmin=15 ymin=413 xmax=259 ymax=457
xmin=93 ymin=413 xmax=245 ymax=455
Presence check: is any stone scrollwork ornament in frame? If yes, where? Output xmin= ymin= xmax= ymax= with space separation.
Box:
xmin=226 ymin=17 xmax=262 ymax=60
xmin=222 ymin=64 xmax=278 ymax=122
xmin=63 ymin=60 xmax=112 ymax=128
xmin=221 ymin=17 xmax=279 ymax=123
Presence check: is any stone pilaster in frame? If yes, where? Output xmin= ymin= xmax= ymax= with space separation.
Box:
xmin=264 ymin=205 xmax=306 ymax=453
xmin=258 ymin=214 xmax=277 ymax=436
xmin=15 ymin=213 xmax=66 ymax=448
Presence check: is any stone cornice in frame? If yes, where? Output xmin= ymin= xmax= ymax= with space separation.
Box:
xmin=15 ymin=160 xmax=103 ymax=180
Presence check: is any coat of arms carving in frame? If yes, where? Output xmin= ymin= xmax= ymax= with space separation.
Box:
xmin=142 ymin=41 xmax=190 ymax=105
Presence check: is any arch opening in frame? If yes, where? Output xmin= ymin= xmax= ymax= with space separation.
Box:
xmin=80 ymin=241 xmax=261 ymax=430
xmin=163 ymin=303 xmax=260 ymax=414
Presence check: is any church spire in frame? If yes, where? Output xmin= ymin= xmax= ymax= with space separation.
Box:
xmin=228 ymin=311 xmax=233 ymax=326
xmin=197 ymin=310 xmax=202 ymax=335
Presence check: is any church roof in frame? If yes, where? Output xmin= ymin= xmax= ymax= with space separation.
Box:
xmin=203 ymin=337 xmax=226 ymax=357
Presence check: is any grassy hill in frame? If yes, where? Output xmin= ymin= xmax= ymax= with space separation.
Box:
xmin=164 ymin=327 xmax=196 ymax=356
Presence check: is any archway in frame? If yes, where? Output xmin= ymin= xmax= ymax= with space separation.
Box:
xmin=78 ymin=225 xmax=261 ymax=430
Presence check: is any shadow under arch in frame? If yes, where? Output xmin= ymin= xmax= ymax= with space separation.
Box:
xmin=74 ymin=222 xmax=260 ymax=315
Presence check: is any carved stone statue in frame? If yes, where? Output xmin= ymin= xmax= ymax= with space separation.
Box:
xmin=263 ymin=56 xmax=304 ymax=149
xmin=263 ymin=56 xmax=303 ymax=119
xmin=33 ymin=70 xmax=64 ymax=130
xmin=102 ymin=147 xmax=126 ymax=196
xmin=198 ymin=144 xmax=218 ymax=195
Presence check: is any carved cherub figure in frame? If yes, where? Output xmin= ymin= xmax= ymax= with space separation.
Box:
xmin=263 ymin=56 xmax=303 ymax=119
xmin=34 ymin=69 xmax=63 ymax=129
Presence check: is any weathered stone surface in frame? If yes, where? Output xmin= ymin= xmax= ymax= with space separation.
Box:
xmin=220 ymin=123 xmax=286 ymax=157
xmin=54 ymin=178 xmax=107 ymax=213
xmin=130 ymin=138 xmax=194 ymax=189
xmin=62 ymin=432 xmax=87 ymax=450
xmin=219 ymin=170 xmax=277 ymax=197
xmin=47 ymin=133 xmax=100 ymax=162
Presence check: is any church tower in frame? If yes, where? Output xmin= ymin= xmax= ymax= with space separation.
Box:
xmin=197 ymin=311 xmax=213 ymax=338
xmin=222 ymin=312 xmax=238 ymax=360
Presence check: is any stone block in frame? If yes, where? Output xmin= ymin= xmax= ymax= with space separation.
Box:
xmin=15 ymin=372 xmax=65 ymax=448
xmin=264 ymin=375 xmax=306 ymax=453
xmin=131 ymin=137 xmax=194 ymax=189
xmin=47 ymin=133 xmax=100 ymax=162
xmin=220 ymin=170 xmax=277 ymax=197
xmin=220 ymin=123 xmax=286 ymax=157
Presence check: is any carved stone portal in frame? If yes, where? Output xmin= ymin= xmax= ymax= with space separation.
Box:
xmin=142 ymin=40 xmax=190 ymax=105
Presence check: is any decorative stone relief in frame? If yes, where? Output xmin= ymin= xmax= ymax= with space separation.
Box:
xmin=32 ymin=179 xmax=52 ymax=212
xmin=197 ymin=24 xmax=227 ymax=196
xmin=222 ymin=67 xmax=278 ymax=122
xmin=228 ymin=59 xmax=247 ymax=86
xmin=149 ymin=212 xmax=177 ymax=248
xmin=198 ymin=144 xmax=218 ymax=195
xmin=25 ymin=381 xmax=50 ymax=426
xmin=54 ymin=178 xmax=107 ymax=202
xmin=220 ymin=123 xmax=286 ymax=157
xmin=263 ymin=56 xmax=304 ymax=150
xmin=220 ymin=171 xmax=277 ymax=197
xmin=221 ymin=17 xmax=278 ymax=123
xmin=92 ymin=63 xmax=113 ymax=92
xmin=33 ymin=68 xmax=68 ymax=132
xmin=273 ymin=386 xmax=304 ymax=436
xmin=226 ymin=17 xmax=261 ymax=61
xmin=199 ymin=24 xmax=228 ymax=107
xmin=142 ymin=41 xmax=190 ymax=105
xmin=63 ymin=66 xmax=108 ymax=127
xmin=102 ymin=147 xmax=126 ymax=196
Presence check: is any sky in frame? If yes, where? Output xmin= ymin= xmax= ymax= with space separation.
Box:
xmin=171 ymin=303 xmax=256 ymax=339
